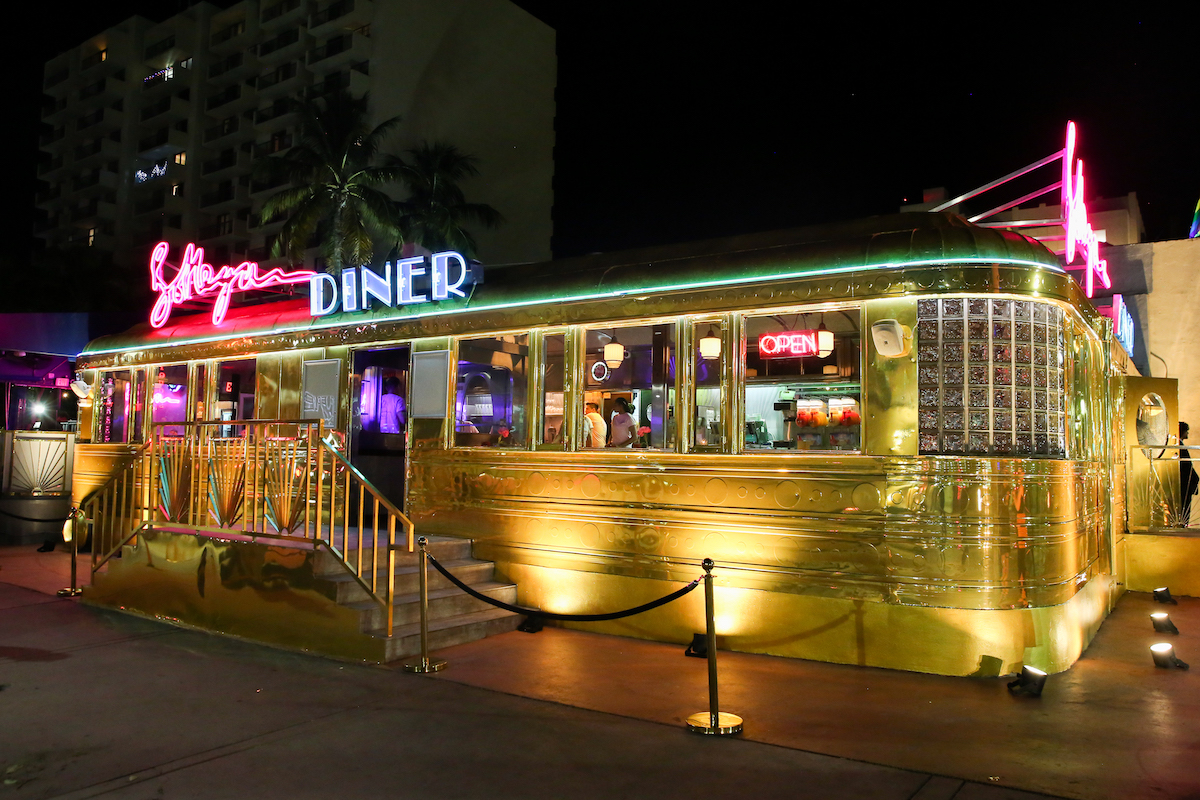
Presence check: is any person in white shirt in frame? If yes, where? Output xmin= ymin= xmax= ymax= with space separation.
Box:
xmin=583 ymin=402 xmax=607 ymax=447
xmin=379 ymin=376 xmax=406 ymax=434
xmin=609 ymin=397 xmax=637 ymax=446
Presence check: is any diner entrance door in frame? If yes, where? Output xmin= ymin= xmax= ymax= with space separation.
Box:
xmin=351 ymin=347 xmax=410 ymax=511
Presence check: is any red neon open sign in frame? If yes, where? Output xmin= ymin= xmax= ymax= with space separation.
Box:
xmin=759 ymin=330 xmax=829 ymax=358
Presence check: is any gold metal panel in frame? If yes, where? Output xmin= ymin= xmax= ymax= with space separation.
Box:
xmin=256 ymin=353 xmax=283 ymax=420
xmin=279 ymin=351 xmax=308 ymax=419
xmin=71 ymin=443 xmax=139 ymax=506
xmin=82 ymin=529 xmax=387 ymax=662
xmin=863 ymin=298 xmax=917 ymax=457
xmin=1124 ymin=532 xmax=1200 ymax=596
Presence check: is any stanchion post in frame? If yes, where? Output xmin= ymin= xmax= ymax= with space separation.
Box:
xmin=686 ymin=558 xmax=742 ymax=735
xmin=403 ymin=536 xmax=447 ymax=673
xmin=57 ymin=509 xmax=82 ymax=598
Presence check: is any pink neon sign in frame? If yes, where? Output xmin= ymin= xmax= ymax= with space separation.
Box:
xmin=759 ymin=331 xmax=820 ymax=358
xmin=1062 ymin=122 xmax=1110 ymax=298
xmin=149 ymin=242 xmax=316 ymax=328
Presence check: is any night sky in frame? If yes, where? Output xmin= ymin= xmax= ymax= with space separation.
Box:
xmin=7 ymin=2 xmax=1198 ymax=266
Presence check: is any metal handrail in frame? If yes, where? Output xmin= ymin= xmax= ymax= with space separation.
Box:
xmin=79 ymin=420 xmax=413 ymax=637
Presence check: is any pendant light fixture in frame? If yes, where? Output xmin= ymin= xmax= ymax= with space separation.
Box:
xmin=816 ymin=316 xmax=835 ymax=358
xmin=603 ymin=331 xmax=626 ymax=368
xmin=699 ymin=327 xmax=721 ymax=360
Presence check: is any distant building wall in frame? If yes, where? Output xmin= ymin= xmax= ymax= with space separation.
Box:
xmin=1131 ymin=238 xmax=1200 ymax=427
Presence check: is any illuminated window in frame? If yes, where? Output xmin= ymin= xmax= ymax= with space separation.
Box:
xmin=539 ymin=333 xmax=565 ymax=448
xmin=174 ymin=151 xmax=186 ymax=166
xmin=151 ymin=364 xmax=189 ymax=436
xmin=171 ymin=182 xmax=183 ymax=196
xmin=97 ymin=371 xmax=132 ymax=443
xmin=744 ymin=309 xmax=862 ymax=452
xmin=692 ymin=320 xmax=724 ymax=452
xmin=583 ymin=323 xmax=675 ymax=449
xmin=455 ymin=335 xmax=528 ymax=447
xmin=86 ymin=227 xmax=97 ymax=246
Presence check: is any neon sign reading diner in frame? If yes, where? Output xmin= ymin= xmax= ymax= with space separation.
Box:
xmin=149 ymin=242 xmax=316 ymax=328
xmin=1062 ymin=121 xmax=1110 ymax=298
xmin=759 ymin=331 xmax=821 ymax=358
xmin=309 ymin=252 xmax=474 ymax=317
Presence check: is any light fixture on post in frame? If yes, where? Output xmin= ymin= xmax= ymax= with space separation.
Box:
xmin=699 ymin=327 xmax=721 ymax=360
xmin=1151 ymin=612 xmax=1180 ymax=635
xmin=1151 ymin=642 xmax=1189 ymax=669
xmin=603 ymin=331 xmax=625 ymax=369
xmin=816 ymin=318 xmax=835 ymax=358
xmin=1007 ymin=665 xmax=1048 ymax=697
xmin=1153 ymin=587 xmax=1178 ymax=605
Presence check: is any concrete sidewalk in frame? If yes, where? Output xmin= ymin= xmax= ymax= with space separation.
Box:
xmin=0 ymin=544 xmax=1064 ymax=800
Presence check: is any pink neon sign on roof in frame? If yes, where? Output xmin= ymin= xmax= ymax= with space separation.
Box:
xmin=1061 ymin=121 xmax=1111 ymax=298
xmin=148 ymin=242 xmax=316 ymax=328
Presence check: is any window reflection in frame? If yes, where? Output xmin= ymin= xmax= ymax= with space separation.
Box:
xmin=455 ymin=334 xmax=529 ymax=447
xmin=584 ymin=324 xmax=675 ymax=449
xmin=744 ymin=310 xmax=862 ymax=452
xmin=541 ymin=333 xmax=565 ymax=447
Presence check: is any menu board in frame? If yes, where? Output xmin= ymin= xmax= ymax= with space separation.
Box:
xmin=301 ymin=359 xmax=340 ymax=426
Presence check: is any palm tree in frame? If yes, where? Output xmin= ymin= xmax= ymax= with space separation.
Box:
xmin=391 ymin=142 xmax=502 ymax=260
xmin=256 ymin=92 xmax=402 ymax=272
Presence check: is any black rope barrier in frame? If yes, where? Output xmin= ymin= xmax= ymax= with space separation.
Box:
xmin=426 ymin=552 xmax=703 ymax=622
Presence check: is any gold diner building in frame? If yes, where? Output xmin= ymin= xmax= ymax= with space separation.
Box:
xmin=70 ymin=212 xmax=1156 ymax=675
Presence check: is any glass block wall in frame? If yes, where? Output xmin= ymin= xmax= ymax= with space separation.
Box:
xmin=917 ymin=297 xmax=1067 ymax=457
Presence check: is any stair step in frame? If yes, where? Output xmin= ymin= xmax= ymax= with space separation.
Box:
xmin=380 ymin=607 xmax=523 ymax=661
xmin=327 ymin=558 xmax=498 ymax=605
xmin=314 ymin=534 xmax=471 ymax=577
xmin=346 ymin=581 xmax=518 ymax=630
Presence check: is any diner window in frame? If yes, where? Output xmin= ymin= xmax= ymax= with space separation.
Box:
xmin=97 ymin=370 xmax=132 ymax=443
xmin=214 ymin=359 xmax=256 ymax=436
xmin=151 ymin=364 xmax=189 ymax=436
xmin=583 ymin=323 xmax=675 ymax=449
xmin=693 ymin=321 xmax=724 ymax=452
xmin=744 ymin=310 xmax=862 ymax=452
xmin=455 ymin=334 xmax=528 ymax=447
xmin=130 ymin=370 xmax=147 ymax=443
xmin=540 ymin=333 xmax=566 ymax=448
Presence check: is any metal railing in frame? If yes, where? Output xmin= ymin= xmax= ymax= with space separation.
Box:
xmin=80 ymin=420 xmax=413 ymax=634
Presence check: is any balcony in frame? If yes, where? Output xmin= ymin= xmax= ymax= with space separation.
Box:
xmin=209 ymin=51 xmax=259 ymax=81
xmin=72 ymin=137 xmax=122 ymax=168
xmin=259 ymin=29 xmax=309 ymax=63
xmin=137 ymin=125 xmax=188 ymax=158
xmin=75 ymin=106 xmax=124 ymax=135
xmin=252 ymin=133 xmax=294 ymax=159
xmin=256 ymin=62 xmax=311 ymax=100
xmin=44 ymin=69 xmax=70 ymax=90
xmin=210 ymin=19 xmax=250 ymax=51
xmin=253 ymin=98 xmax=298 ymax=129
xmin=307 ymin=32 xmax=369 ymax=72
xmin=81 ymin=48 xmax=108 ymax=71
xmin=309 ymin=0 xmax=372 ymax=36
xmin=205 ymin=115 xmax=252 ymax=145
xmin=68 ymin=197 xmax=118 ymax=225
xmin=199 ymin=216 xmax=249 ymax=241
xmin=250 ymin=172 xmax=290 ymax=198
xmin=205 ymin=82 xmax=257 ymax=115
xmin=78 ymin=74 xmax=126 ymax=104
xmin=143 ymin=35 xmax=176 ymax=62
xmin=37 ymin=156 xmax=65 ymax=178
xmin=306 ymin=67 xmax=368 ymax=101
xmin=200 ymin=181 xmax=251 ymax=212
xmin=139 ymin=94 xmax=190 ymax=124
xmin=71 ymin=166 xmax=119 ymax=196
xmin=36 ymin=184 xmax=62 ymax=206
xmin=39 ymin=127 xmax=67 ymax=148
xmin=201 ymin=148 xmax=252 ymax=180
xmin=261 ymin=0 xmax=307 ymax=29
xmin=141 ymin=61 xmax=190 ymax=97
xmin=41 ymin=95 xmax=70 ymax=124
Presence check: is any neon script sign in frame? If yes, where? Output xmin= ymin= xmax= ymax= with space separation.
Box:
xmin=1062 ymin=121 xmax=1110 ymax=298
xmin=309 ymin=252 xmax=475 ymax=317
xmin=1104 ymin=294 xmax=1135 ymax=355
xmin=149 ymin=242 xmax=316 ymax=328
xmin=759 ymin=331 xmax=822 ymax=358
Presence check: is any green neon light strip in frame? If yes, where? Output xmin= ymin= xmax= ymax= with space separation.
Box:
xmin=86 ymin=256 xmax=1064 ymax=356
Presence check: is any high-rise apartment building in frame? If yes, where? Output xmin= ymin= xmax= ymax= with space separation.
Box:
xmin=35 ymin=0 xmax=555 ymax=271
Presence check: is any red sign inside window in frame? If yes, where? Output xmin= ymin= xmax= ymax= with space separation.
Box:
xmin=759 ymin=331 xmax=820 ymax=358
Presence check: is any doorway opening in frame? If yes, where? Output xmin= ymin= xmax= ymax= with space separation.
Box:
xmin=352 ymin=346 xmax=410 ymax=511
